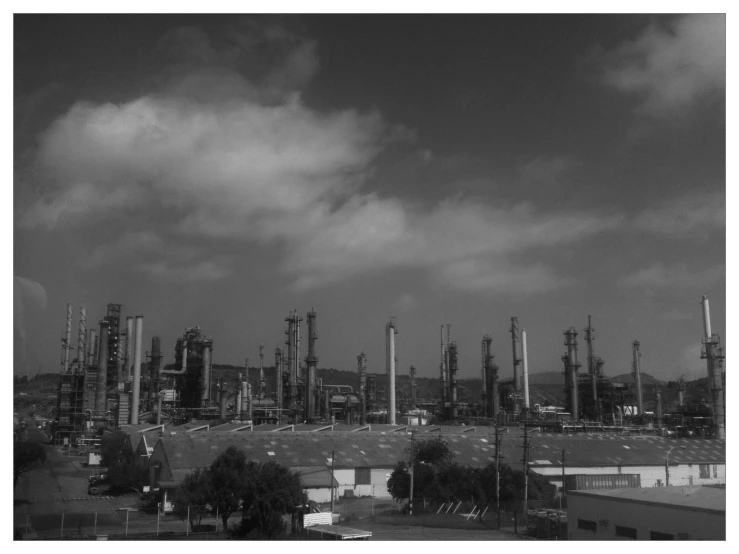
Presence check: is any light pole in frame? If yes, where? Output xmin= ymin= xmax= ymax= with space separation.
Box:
xmin=665 ymin=446 xmax=686 ymax=486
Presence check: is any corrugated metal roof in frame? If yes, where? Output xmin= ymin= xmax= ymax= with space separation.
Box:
xmin=569 ymin=486 xmax=725 ymax=513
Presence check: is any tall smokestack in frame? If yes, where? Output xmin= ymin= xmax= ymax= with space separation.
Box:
xmin=483 ymin=335 xmax=497 ymax=418
xmin=358 ymin=352 xmax=367 ymax=425
xmin=409 ymin=365 xmax=416 ymax=406
xmin=241 ymin=379 xmax=249 ymax=420
xmin=285 ymin=311 xmax=296 ymax=410
xmin=305 ymin=309 xmax=318 ymax=421
xmin=386 ymin=319 xmax=397 ymax=425
xmin=275 ymin=347 xmax=283 ymax=416
xmin=202 ymin=338 xmax=213 ymax=406
xmin=700 ymin=295 xmax=725 ymax=439
xmin=62 ymin=303 xmax=73 ymax=374
xmin=125 ymin=317 xmax=134 ymax=384
xmin=632 ymin=340 xmax=643 ymax=417
xmin=440 ymin=325 xmax=446 ymax=404
xmin=130 ymin=316 xmax=143 ymax=424
xmin=259 ymin=342 xmax=265 ymax=398
xmin=77 ymin=307 xmax=86 ymax=373
xmin=522 ymin=329 xmax=530 ymax=411
xmin=150 ymin=336 xmax=161 ymax=405
xmin=96 ymin=320 xmax=110 ymax=413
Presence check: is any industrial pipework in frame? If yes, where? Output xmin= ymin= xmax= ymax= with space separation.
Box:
xmin=563 ymin=327 xmax=580 ymax=419
xmin=584 ymin=315 xmax=599 ymax=422
xmin=448 ymin=341 xmax=458 ymax=418
xmin=77 ymin=306 xmax=86 ymax=373
xmin=700 ymin=295 xmax=725 ymax=439
xmin=61 ymin=303 xmax=73 ymax=374
xmin=386 ymin=318 xmax=398 ymax=425
xmin=522 ymin=329 xmax=530 ymax=412
xmin=631 ymin=340 xmax=644 ymax=417
xmin=358 ymin=352 xmax=367 ymax=425
xmin=130 ymin=315 xmax=143 ymax=424
xmin=305 ymin=309 xmax=318 ymax=421
xmin=95 ymin=320 xmax=110 ymax=412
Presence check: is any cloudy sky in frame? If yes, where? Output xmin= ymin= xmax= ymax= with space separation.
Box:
xmin=13 ymin=14 xmax=726 ymax=383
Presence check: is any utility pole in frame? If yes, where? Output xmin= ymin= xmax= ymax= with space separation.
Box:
xmin=494 ymin=426 xmax=502 ymax=529
xmin=560 ymin=448 xmax=566 ymax=510
xmin=330 ymin=450 xmax=336 ymax=514
xmin=522 ymin=425 xmax=530 ymax=523
xmin=409 ymin=430 xmax=415 ymax=516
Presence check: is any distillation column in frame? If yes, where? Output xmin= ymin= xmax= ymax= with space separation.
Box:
xmin=87 ymin=329 xmax=97 ymax=368
xmin=358 ymin=352 xmax=367 ymax=425
xmin=483 ymin=335 xmax=498 ymax=418
xmin=439 ymin=325 xmax=447 ymax=404
xmin=305 ymin=309 xmax=318 ymax=421
xmin=202 ymin=338 xmax=213 ymax=406
xmin=285 ymin=313 xmax=295 ymax=410
xmin=386 ymin=319 xmax=397 ymax=425
xmin=522 ymin=329 xmax=530 ymax=413
xmin=511 ymin=317 xmax=522 ymax=411
xmin=131 ymin=315 xmax=143 ymax=424
xmin=95 ymin=320 xmax=110 ymax=413
xmin=125 ymin=316 xmax=134 ymax=384
xmin=62 ymin=303 xmax=73 ymax=374
xmin=449 ymin=341 xmax=458 ymax=418
xmin=585 ymin=315 xmax=599 ymax=422
xmin=77 ymin=307 xmax=86 ymax=373
xmin=563 ymin=327 xmax=580 ymax=419
xmin=632 ymin=340 xmax=644 ymax=417
xmin=275 ymin=347 xmax=283 ymax=417
xmin=700 ymin=295 xmax=725 ymax=439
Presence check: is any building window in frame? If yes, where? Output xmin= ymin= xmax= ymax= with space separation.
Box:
xmin=699 ymin=464 xmax=710 ymax=478
xmin=713 ymin=465 xmax=718 ymax=478
xmin=578 ymin=519 xmax=597 ymax=532
xmin=355 ymin=468 xmax=371 ymax=485
xmin=650 ymin=531 xmax=674 ymax=540
xmin=615 ymin=526 xmax=637 ymax=539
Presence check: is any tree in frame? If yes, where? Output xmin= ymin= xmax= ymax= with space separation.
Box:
xmin=173 ymin=468 xmax=212 ymax=530
xmin=209 ymin=446 xmax=249 ymax=531
xmin=14 ymin=441 xmax=46 ymax=487
xmin=239 ymin=461 xmax=304 ymax=538
xmin=388 ymin=437 xmax=454 ymax=505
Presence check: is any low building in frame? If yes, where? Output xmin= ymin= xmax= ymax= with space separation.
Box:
xmin=568 ymin=486 xmax=725 ymax=540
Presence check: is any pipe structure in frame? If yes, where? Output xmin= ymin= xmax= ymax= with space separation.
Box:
xmin=585 ymin=315 xmax=599 ymax=422
xmin=564 ymin=327 xmax=580 ymax=419
xmin=358 ymin=352 xmax=367 ymax=425
xmin=131 ymin=315 xmax=143 ymax=424
xmin=632 ymin=340 xmax=644 ymax=417
xmin=259 ymin=342 xmax=265 ymax=399
xmin=386 ymin=319 xmax=397 ymax=425
xmin=77 ymin=307 xmax=86 ymax=373
xmin=409 ymin=365 xmax=416 ymax=406
xmin=448 ymin=341 xmax=458 ymax=418
xmin=150 ymin=336 xmax=161 ymax=406
xmin=439 ymin=325 xmax=447 ymax=404
xmin=305 ymin=309 xmax=318 ymax=421
xmin=522 ymin=330 xmax=530 ymax=411
xmin=62 ymin=303 xmax=73 ymax=374
xmin=201 ymin=339 xmax=213 ymax=406
xmin=275 ymin=347 xmax=283 ymax=417
xmin=125 ymin=317 xmax=134 ymax=383
xmin=700 ymin=295 xmax=725 ymax=439
xmin=95 ymin=320 xmax=110 ymax=412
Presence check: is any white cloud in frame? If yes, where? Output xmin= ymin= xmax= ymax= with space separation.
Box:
xmin=621 ymin=262 xmax=725 ymax=288
xmin=138 ymin=259 xmax=233 ymax=282
xmin=519 ymin=155 xmax=579 ymax=184
xmin=601 ymin=15 xmax=725 ymax=116
xmin=633 ymin=191 xmax=725 ymax=237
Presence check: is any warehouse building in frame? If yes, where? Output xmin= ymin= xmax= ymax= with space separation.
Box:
xmin=567 ymin=486 xmax=725 ymax=540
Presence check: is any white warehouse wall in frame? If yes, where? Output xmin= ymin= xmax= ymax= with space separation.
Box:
xmin=532 ymin=463 xmax=725 ymax=489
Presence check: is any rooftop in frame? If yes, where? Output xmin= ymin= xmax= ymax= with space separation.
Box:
xmin=568 ymin=486 xmax=726 ymax=514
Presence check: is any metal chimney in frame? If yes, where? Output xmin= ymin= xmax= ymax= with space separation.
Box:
xmin=202 ymin=338 xmax=213 ymax=406
xmin=409 ymin=364 xmax=416 ymax=406
xmin=130 ymin=315 xmax=143 ymax=424
xmin=700 ymin=295 xmax=725 ymax=439
xmin=386 ymin=319 xmax=397 ymax=425
xmin=510 ymin=317 xmax=521 ymax=397
xmin=275 ymin=346 xmax=283 ymax=417
xmin=564 ymin=327 xmax=580 ymax=419
xmin=449 ymin=341 xmax=458 ymax=418
xmin=585 ymin=315 xmax=599 ymax=422
xmin=440 ymin=325 xmax=447 ymax=404
xmin=358 ymin=352 xmax=367 ymax=425
xmin=305 ymin=309 xmax=318 ymax=421
xmin=62 ymin=303 xmax=73 ymax=374
xmin=125 ymin=316 xmax=134 ymax=384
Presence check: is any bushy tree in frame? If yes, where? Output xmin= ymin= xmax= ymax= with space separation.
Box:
xmin=14 ymin=441 xmax=46 ymax=487
xmin=209 ymin=446 xmax=249 ymax=530
xmin=173 ymin=468 xmax=212 ymax=530
xmin=239 ymin=461 xmax=304 ymax=538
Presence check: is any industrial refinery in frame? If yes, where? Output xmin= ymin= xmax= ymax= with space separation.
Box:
xmin=51 ymin=295 xmax=726 ymax=443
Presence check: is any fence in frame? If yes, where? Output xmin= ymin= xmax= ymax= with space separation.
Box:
xmin=14 ymin=505 xmax=228 ymax=540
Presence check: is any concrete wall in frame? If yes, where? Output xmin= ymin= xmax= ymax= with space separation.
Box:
xmin=533 ymin=463 xmax=725 ymax=490
xmin=568 ymin=492 xmax=725 ymax=540
xmin=326 ymin=468 xmax=394 ymax=499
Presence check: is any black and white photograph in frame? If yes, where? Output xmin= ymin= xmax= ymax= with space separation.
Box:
xmin=12 ymin=7 xmax=727 ymax=542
